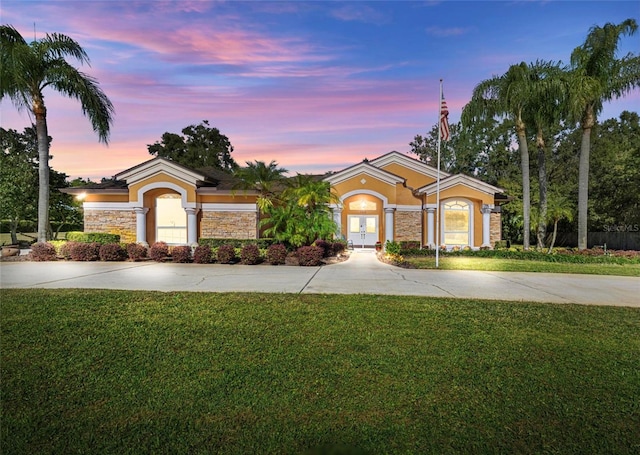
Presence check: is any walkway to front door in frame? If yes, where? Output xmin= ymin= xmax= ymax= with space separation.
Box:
xmin=347 ymin=215 xmax=378 ymax=247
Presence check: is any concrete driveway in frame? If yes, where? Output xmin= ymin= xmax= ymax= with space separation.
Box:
xmin=1 ymin=250 xmax=638 ymax=307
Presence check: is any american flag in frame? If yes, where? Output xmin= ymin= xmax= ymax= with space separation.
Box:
xmin=440 ymin=95 xmax=450 ymax=141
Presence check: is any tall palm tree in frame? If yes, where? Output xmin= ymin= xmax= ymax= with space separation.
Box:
xmin=1 ymin=25 xmax=114 ymax=242
xmin=462 ymin=62 xmax=536 ymax=249
xmin=568 ymin=19 xmax=639 ymax=249
xmin=524 ymin=61 xmax=568 ymax=249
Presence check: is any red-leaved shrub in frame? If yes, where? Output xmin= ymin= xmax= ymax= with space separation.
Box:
xmin=297 ymin=245 xmax=324 ymax=266
xmin=30 ymin=242 xmax=57 ymax=261
xmin=312 ymin=239 xmax=331 ymax=257
xmin=331 ymin=241 xmax=346 ymax=256
xmin=126 ymin=243 xmax=147 ymax=261
xmin=149 ymin=241 xmax=169 ymax=262
xmin=193 ymin=244 xmax=212 ymax=264
xmin=171 ymin=245 xmax=192 ymax=263
xmin=217 ymin=244 xmax=236 ymax=264
xmin=266 ymin=244 xmax=287 ymax=265
xmin=70 ymin=242 xmax=100 ymax=261
xmin=240 ymin=244 xmax=261 ymax=265
xmin=59 ymin=241 xmax=77 ymax=260
xmin=99 ymin=243 xmax=127 ymax=261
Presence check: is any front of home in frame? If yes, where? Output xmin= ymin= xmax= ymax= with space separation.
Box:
xmin=62 ymin=152 xmax=506 ymax=249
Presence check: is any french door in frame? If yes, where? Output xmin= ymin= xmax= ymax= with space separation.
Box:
xmin=347 ymin=215 xmax=378 ymax=247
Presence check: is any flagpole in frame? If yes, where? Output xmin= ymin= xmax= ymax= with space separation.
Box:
xmin=435 ymin=79 xmax=443 ymax=268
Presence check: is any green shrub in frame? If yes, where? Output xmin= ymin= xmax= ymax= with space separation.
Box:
xmin=149 ymin=242 xmax=169 ymax=262
xmin=240 ymin=244 xmax=261 ymax=265
xmin=48 ymin=240 xmax=67 ymax=256
xmin=59 ymin=241 xmax=76 ymax=259
xmin=66 ymin=232 xmax=120 ymax=244
xmin=399 ymin=240 xmax=420 ymax=250
xmin=385 ymin=240 xmax=401 ymax=255
xmin=266 ymin=244 xmax=287 ymax=265
xmin=126 ymin=243 xmax=147 ymax=261
xmin=217 ymin=244 xmax=237 ymax=264
xmin=193 ymin=245 xmax=212 ymax=264
xmin=70 ymin=242 xmax=100 ymax=261
xmin=199 ymin=238 xmax=275 ymax=249
xmin=171 ymin=245 xmax=192 ymax=263
xmin=30 ymin=242 xmax=57 ymax=261
xmin=99 ymin=243 xmax=127 ymax=262
xmin=297 ymin=245 xmax=324 ymax=266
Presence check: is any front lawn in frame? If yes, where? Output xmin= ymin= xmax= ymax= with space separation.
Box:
xmin=2 ymin=290 xmax=639 ymax=454
xmin=401 ymin=256 xmax=640 ymax=276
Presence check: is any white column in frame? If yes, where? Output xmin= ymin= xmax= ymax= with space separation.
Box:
xmin=426 ymin=207 xmax=436 ymax=248
xmin=482 ymin=204 xmax=493 ymax=248
xmin=384 ymin=207 xmax=395 ymax=244
xmin=185 ymin=207 xmax=199 ymax=245
xmin=134 ymin=207 xmax=149 ymax=246
xmin=332 ymin=207 xmax=342 ymax=239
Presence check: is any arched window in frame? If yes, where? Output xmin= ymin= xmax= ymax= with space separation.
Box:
xmin=156 ymin=194 xmax=187 ymax=244
xmin=442 ymin=200 xmax=471 ymax=246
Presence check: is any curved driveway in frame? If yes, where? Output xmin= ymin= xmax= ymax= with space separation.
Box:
xmin=1 ymin=250 xmax=638 ymax=307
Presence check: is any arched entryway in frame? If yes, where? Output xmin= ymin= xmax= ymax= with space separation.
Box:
xmin=342 ymin=193 xmax=384 ymax=248
xmin=156 ymin=194 xmax=187 ymax=244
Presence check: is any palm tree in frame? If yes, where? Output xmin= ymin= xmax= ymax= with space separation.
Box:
xmin=1 ymin=25 xmax=114 ymax=242
xmin=524 ymin=61 xmax=568 ymax=250
xmin=546 ymin=193 xmax=574 ymax=254
xmin=568 ymin=19 xmax=639 ymax=249
xmin=233 ymin=160 xmax=288 ymax=211
xmin=462 ymin=63 xmax=536 ymax=249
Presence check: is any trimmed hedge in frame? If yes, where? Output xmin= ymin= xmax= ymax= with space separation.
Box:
xmin=266 ymin=244 xmax=287 ymax=265
xmin=66 ymin=232 xmax=120 ymax=244
xmin=171 ymin=245 xmax=192 ymax=263
xmin=240 ymin=244 xmax=261 ymax=265
xmin=297 ymin=245 xmax=324 ymax=266
xmin=30 ymin=242 xmax=57 ymax=261
xmin=217 ymin=244 xmax=237 ymax=264
xmin=149 ymin=242 xmax=169 ymax=262
xmin=99 ymin=243 xmax=127 ymax=262
xmin=70 ymin=242 xmax=101 ymax=261
xmin=126 ymin=243 xmax=148 ymax=261
xmin=199 ymin=238 xmax=275 ymax=249
xmin=193 ymin=245 xmax=213 ymax=264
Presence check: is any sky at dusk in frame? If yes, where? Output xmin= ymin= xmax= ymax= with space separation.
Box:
xmin=1 ymin=0 xmax=638 ymax=181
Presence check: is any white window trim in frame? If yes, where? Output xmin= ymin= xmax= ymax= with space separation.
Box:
xmin=440 ymin=198 xmax=474 ymax=247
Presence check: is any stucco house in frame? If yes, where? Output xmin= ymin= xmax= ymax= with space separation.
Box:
xmin=62 ymin=151 xmax=506 ymax=249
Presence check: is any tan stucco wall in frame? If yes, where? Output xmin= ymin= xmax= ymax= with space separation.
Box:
xmin=198 ymin=194 xmax=257 ymax=204
xmin=378 ymin=163 xmax=434 ymax=189
xmin=128 ymin=173 xmax=197 ymax=203
xmin=332 ymin=173 xmax=397 ymax=205
xmin=83 ymin=194 xmax=129 ymax=203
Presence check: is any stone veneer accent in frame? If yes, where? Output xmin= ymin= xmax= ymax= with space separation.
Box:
xmin=84 ymin=210 xmax=136 ymax=243
xmin=201 ymin=211 xmax=257 ymax=239
xmin=394 ymin=210 xmax=422 ymax=242
xmin=490 ymin=212 xmax=501 ymax=247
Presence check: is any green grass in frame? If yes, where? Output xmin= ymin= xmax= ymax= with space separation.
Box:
xmin=2 ymin=289 xmax=639 ymax=454
xmin=402 ymin=256 xmax=640 ymax=276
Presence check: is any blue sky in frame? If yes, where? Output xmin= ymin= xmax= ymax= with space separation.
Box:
xmin=1 ymin=0 xmax=638 ymax=180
